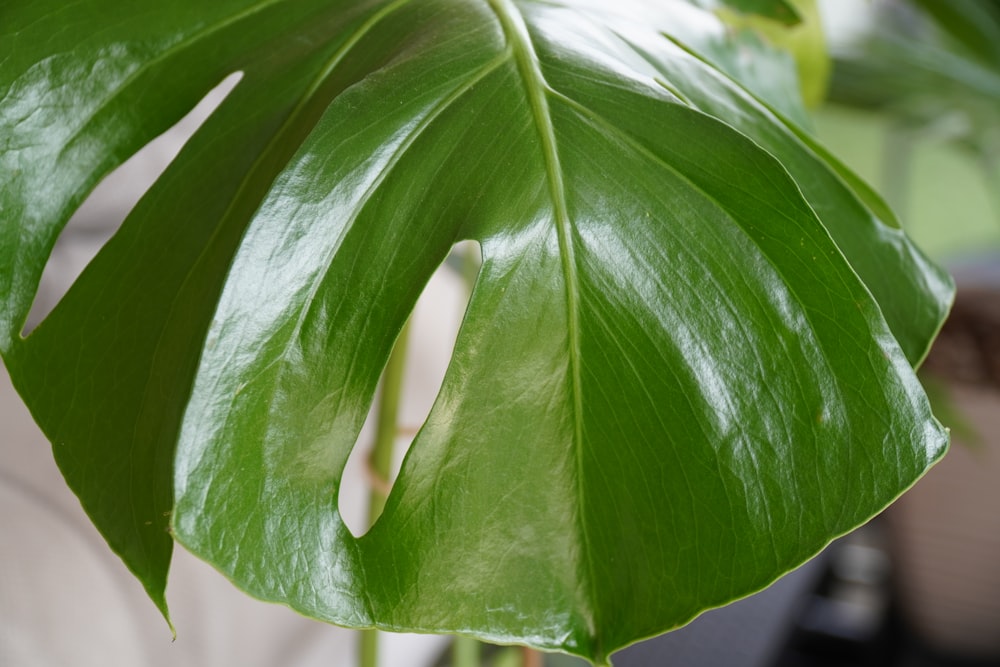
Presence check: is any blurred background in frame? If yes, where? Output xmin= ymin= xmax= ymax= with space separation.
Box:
xmin=3 ymin=0 xmax=1000 ymax=665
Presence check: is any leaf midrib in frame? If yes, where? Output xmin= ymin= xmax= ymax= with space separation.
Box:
xmin=486 ymin=0 xmax=597 ymax=653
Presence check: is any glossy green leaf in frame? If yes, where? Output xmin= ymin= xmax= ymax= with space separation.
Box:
xmin=0 ymin=0 xmax=949 ymax=664
xmin=661 ymin=4 xmax=815 ymax=128
xmin=603 ymin=7 xmax=951 ymax=366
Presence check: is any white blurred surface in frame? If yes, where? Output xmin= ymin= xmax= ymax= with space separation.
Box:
xmin=0 ymin=330 xmax=454 ymax=666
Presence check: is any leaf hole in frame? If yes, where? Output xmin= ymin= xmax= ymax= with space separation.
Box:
xmin=21 ymin=72 xmax=243 ymax=335
xmin=338 ymin=241 xmax=481 ymax=538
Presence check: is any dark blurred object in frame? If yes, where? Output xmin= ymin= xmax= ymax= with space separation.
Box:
xmin=772 ymin=522 xmax=903 ymax=667
xmin=885 ymin=256 xmax=1000 ymax=662
xmin=613 ymin=555 xmax=827 ymax=667
xmin=922 ymin=274 xmax=1000 ymax=388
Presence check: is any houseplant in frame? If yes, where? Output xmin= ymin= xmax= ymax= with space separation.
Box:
xmin=0 ymin=1 xmax=953 ymax=665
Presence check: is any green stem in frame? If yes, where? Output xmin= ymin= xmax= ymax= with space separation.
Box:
xmin=461 ymin=242 xmax=481 ymax=291
xmin=493 ymin=647 xmax=521 ymax=667
xmin=368 ymin=319 xmax=412 ymax=522
xmin=359 ymin=628 xmax=379 ymax=667
xmin=359 ymin=319 xmax=413 ymax=667
xmin=453 ymin=636 xmax=480 ymax=667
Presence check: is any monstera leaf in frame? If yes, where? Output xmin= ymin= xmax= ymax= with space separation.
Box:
xmin=0 ymin=0 xmax=951 ymax=664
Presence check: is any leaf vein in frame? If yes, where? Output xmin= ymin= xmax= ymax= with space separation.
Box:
xmin=486 ymin=0 xmax=599 ymax=650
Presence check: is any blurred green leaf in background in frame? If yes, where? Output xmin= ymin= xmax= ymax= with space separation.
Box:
xmin=821 ymin=0 xmax=1000 ymax=259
